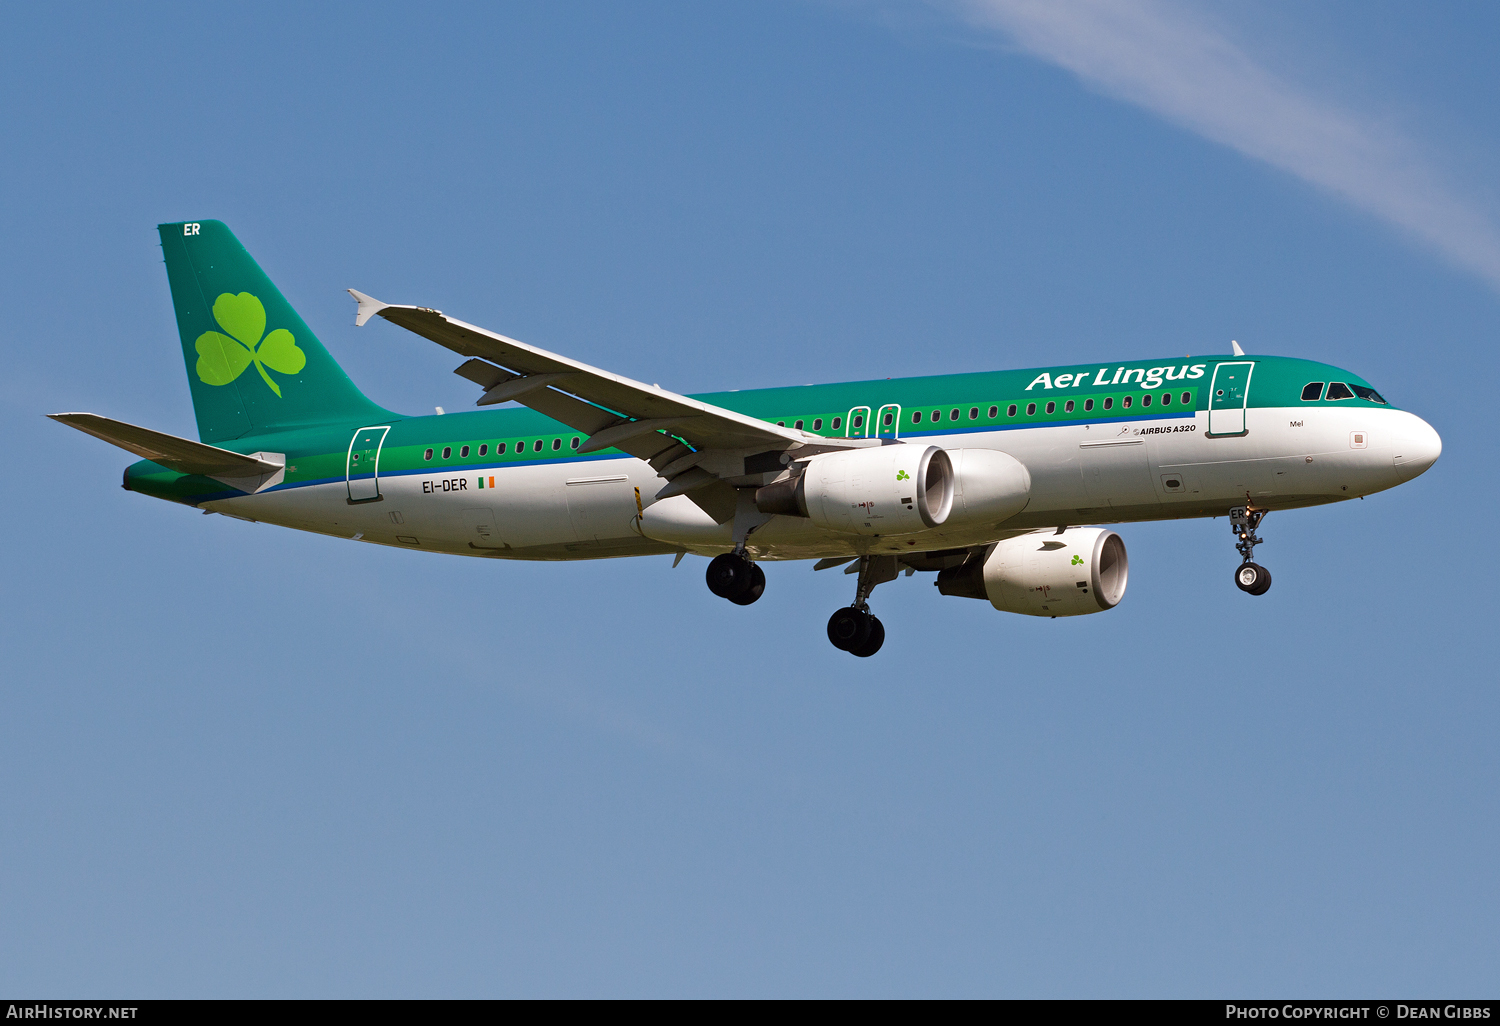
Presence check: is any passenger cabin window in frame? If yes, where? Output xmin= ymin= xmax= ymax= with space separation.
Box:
xmin=442 ymin=446 xmax=451 ymax=459
xmin=853 ymin=415 xmax=863 ymax=429
xmin=534 ymin=440 xmax=543 ymax=452
xmin=1141 ymin=394 xmax=1151 ymax=406
xmin=424 ymin=448 xmax=433 ymax=460
xmin=813 ymin=418 xmax=823 ymax=430
xmin=1301 ymin=382 xmax=1325 ymax=401
xmin=552 ymin=438 xmax=561 ymax=450
xmin=912 ymin=411 xmax=922 ymax=423
xmin=460 ymin=445 xmax=470 ymax=457
xmin=1026 ymin=403 xmax=1036 ymax=415
xmin=1045 ymin=401 xmax=1055 ymax=414
xmin=1084 ymin=399 xmax=1094 ymax=411
xmin=1103 ymin=398 xmax=1113 ymax=410
xmin=498 ymin=443 xmax=507 ymax=454
xmin=1351 ymin=385 xmax=1387 ymax=404
xmin=479 ymin=444 xmax=488 ymax=456
xmin=1160 ymin=393 xmax=1171 ymax=406
xmin=1326 ymin=382 xmax=1355 ymax=400
xmin=570 ymin=437 xmax=580 ymax=449
xmin=1007 ymin=404 xmax=1017 ymax=417
xmin=832 ymin=417 xmax=842 ymax=430
xmin=988 ymin=406 xmax=998 ymax=418
xmin=794 ymin=420 xmax=804 ymax=429
xmin=969 ymin=407 xmax=978 ymax=420
xmin=883 ymin=412 xmax=893 ymax=426
xmin=950 ymin=409 xmax=959 ymax=421
xmin=1064 ymin=400 xmax=1074 ymax=413
xmin=1180 ymin=391 xmax=1191 ymax=405
xmin=1122 ymin=396 xmax=1132 ymax=408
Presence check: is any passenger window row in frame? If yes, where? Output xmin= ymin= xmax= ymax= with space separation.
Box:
xmin=768 ymin=391 xmax=1199 ymax=434
xmin=422 ymin=384 xmax=1210 ymax=464
xmin=423 ymin=436 xmax=583 ymax=461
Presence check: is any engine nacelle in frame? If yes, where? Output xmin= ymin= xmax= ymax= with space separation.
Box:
xmin=757 ymin=445 xmax=953 ymax=536
xmin=946 ymin=448 xmax=1031 ymax=526
xmin=936 ymin=527 xmax=1128 ymax=616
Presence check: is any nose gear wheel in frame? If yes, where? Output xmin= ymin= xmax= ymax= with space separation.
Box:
xmin=1229 ymin=506 xmax=1272 ymax=596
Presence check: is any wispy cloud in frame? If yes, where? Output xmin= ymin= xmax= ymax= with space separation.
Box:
xmin=934 ymin=0 xmax=1500 ymax=291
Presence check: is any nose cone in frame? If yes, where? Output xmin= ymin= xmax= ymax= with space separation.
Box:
xmin=1392 ymin=412 xmax=1442 ymax=481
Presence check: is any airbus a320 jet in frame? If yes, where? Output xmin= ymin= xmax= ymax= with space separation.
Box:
xmin=53 ymin=221 xmax=1442 ymax=656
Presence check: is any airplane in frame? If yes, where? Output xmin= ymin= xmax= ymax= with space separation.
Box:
xmin=52 ymin=221 xmax=1442 ymax=657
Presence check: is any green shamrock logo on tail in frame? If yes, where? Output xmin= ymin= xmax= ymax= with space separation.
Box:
xmin=195 ymin=293 xmax=305 ymax=397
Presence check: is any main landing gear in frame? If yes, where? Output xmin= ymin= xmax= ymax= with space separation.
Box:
xmin=827 ymin=607 xmax=884 ymax=658
xmin=704 ymin=542 xmax=896 ymax=657
xmin=706 ymin=552 xmax=765 ymax=605
xmin=1230 ymin=506 xmax=1272 ymax=596
xmin=826 ymin=555 xmax=898 ymax=658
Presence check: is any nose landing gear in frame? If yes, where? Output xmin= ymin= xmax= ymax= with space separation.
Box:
xmin=1230 ymin=506 xmax=1272 ymax=595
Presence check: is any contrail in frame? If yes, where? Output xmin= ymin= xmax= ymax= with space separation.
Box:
xmin=937 ymin=0 xmax=1500 ymax=291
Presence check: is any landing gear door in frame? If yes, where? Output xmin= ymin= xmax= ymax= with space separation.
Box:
xmin=876 ymin=404 xmax=901 ymax=440
xmin=347 ymin=425 xmax=390 ymax=503
xmin=846 ymin=406 xmax=872 ymax=438
xmin=1207 ymin=362 xmax=1254 ymax=437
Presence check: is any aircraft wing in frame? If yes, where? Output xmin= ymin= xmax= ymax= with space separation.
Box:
xmin=49 ymin=413 xmax=286 ymax=493
xmin=349 ymin=290 xmax=861 ymax=520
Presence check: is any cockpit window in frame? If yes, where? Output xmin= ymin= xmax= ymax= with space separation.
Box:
xmin=1350 ymin=384 xmax=1386 ymax=404
xmin=1301 ymin=382 xmax=1324 ymax=401
xmin=1326 ymin=382 xmax=1355 ymax=400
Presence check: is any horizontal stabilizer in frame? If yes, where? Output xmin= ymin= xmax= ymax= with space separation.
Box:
xmin=49 ymin=413 xmax=286 ymax=493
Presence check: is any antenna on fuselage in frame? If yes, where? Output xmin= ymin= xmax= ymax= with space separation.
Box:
xmin=1231 ymin=340 xmax=1245 ymax=356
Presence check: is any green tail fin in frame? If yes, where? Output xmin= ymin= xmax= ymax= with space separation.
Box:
xmin=158 ymin=220 xmax=395 ymax=443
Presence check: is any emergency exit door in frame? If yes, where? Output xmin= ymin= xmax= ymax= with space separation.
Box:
xmin=845 ymin=406 xmax=872 ymax=438
xmin=1208 ymin=363 xmax=1254 ymax=436
xmin=346 ymin=426 xmax=390 ymax=502
xmin=876 ymin=404 xmax=901 ymax=439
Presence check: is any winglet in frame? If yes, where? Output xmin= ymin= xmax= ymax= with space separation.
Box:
xmin=348 ymin=289 xmax=390 ymax=327
xmin=1231 ymin=339 xmax=1245 ymax=357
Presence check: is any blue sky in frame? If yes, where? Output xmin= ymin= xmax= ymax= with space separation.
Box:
xmin=2 ymin=1 xmax=1496 ymax=997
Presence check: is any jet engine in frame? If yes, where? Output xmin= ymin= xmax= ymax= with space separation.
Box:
xmin=944 ymin=448 xmax=1031 ymax=526
xmin=756 ymin=445 xmax=953 ymax=536
xmin=935 ymin=527 xmax=1128 ymax=616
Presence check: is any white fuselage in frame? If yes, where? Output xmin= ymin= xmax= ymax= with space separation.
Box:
xmin=205 ymin=404 xmax=1441 ymax=561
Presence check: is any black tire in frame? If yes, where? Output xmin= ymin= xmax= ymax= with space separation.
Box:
xmin=1248 ymin=565 xmax=1272 ymax=595
xmin=849 ymin=616 xmax=885 ymax=657
xmin=1234 ymin=562 xmax=1271 ymax=595
xmin=706 ymin=553 xmax=753 ymax=600
xmin=729 ymin=563 xmax=766 ymax=605
xmin=827 ymin=607 xmax=871 ymax=651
